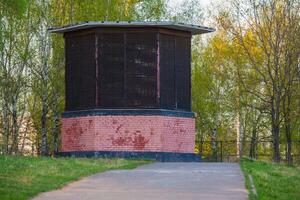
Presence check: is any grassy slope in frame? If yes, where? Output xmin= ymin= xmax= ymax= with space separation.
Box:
xmin=0 ymin=156 xmax=150 ymax=200
xmin=240 ymin=158 xmax=300 ymax=200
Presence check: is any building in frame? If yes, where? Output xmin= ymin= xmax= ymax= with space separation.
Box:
xmin=49 ymin=21 xmax=214 ymax=161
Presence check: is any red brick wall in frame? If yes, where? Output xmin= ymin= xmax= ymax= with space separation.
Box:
xmin=61 ymin=115 xmax=195 ymax=153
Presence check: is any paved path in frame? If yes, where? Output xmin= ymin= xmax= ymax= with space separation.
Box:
xmin=33 ymin=163 xmax=248 ymax=200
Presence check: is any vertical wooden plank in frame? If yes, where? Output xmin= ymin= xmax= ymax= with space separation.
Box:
xmin=159 ymin=33 xmax=176 ymax=109
xmin=174 ymin=36 xmax=177 ymax=109
xmin=125 ymin=32 xmax=157 ymax=108
xmin=99 ymin=33 xmax=124 ymax=108
xmin=64 ymin=33 xmax=96 ymax=111
xmin=188 ymin=37 xmax=192 ymax=111
xmin=156 ymin=32 xmax=160 ymax=107
xmin=175 ymin=35 xmax=192 ymax=111
xmin=64 ymin=33 xmax=68 ymax=111
xmin=95 ymin=33 xmax=99 ymax=107
xmin=123 ymin=32 xmax=127 ymax=101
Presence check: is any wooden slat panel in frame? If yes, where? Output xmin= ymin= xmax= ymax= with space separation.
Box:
xmin=125 ymin=33 xmax=157 ymax=108
xmin=98 ymin=33 xmax=124 ymax=107
xmin=65 ymin=33 xmax=96 ymax=111
xmin=175 ymin=36 xmax=191 ymax=111
xmin=159 ymin=34 xmax=176 ymax=109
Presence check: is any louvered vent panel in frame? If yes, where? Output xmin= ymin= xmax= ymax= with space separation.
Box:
xmin=175 ymin=36 xmax=191 ymax=111
xmin=65 ymin=34 xmax=96 ymax=111
xmin=98 ymin=33 xmax=124 ymax=107
xmin=125 ymin=33 xmax=157 ymax=108
xmin=64 ymin=29 xmax=191 ymax=111
xmin=159 ymin=34 xmax=176 ymax=109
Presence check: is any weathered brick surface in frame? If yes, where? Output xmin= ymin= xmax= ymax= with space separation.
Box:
xmin=61 ymin=116 xmax=195 ymax=153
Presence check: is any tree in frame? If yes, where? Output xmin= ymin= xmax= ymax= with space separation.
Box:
xmin=215 ymin=0 xmax=300 ymax=162
xmin=0 ymin=0 xmax=32 ymax=155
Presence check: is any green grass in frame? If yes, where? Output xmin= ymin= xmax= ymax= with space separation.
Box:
xmin=240 ymin=158 xmax=300 ymax=200
xmin=0 ymin=156 xmax=150 ymax=200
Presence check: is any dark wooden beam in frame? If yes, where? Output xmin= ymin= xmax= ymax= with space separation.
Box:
xmin=95 ymin=33 xmax=99 ymax=107
xmin=156 ymin=32 xmax=160 ymax=108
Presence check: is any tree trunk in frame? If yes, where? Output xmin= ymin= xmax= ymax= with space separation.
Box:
xmin=199 ymin=133 xmax=204 ymax=156
xmin=284 ymin=107 xmax=293 ymax=164
xmin=11 ymin=97 xmax=19 ymax=155
xmin=284 ymin=91 xmax=293 ymax=164
xmin=272 ymin=123 xmax=281 ymax=163
xmin=40 ymin=94 xmax=48 ymax=156
xmin=249 ymin=127 xmax=257 ymax=159
xmin=31 ymin=140 xmax=35 ymax=156
xmin=236 ymin=112 xmax=243 ymax=159
xmin=2 ymin=100 xmax=9 ymax=154
xmin=271 ymin=91 xmax=281 ymax=163
xmin=271 ymin=108 xmax=281 ymax=163
xmin=211 ymin=128 xmax=217 ymax=159
xmin=52 ymin=93 xmax=60 ymax=155
xmin=285 ymin=131 xmax=292 ymax=165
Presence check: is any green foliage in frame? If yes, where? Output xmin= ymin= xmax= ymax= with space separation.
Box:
xmin=0 ymin=0 xmax=28 ymax=16
xmin=192 ymin=31 xmax=244 ymax=141
xmin=192 ymin=57 xmax=219 ymax=135
xmin=0 ymin=0 xmax=299 ymax=162
xmin=0 ymin=0 xmax=168 ymax=156
xmin=168 ymin=0 xmax=203 ymax=24
xmin=0 ymin=156 xmax=150 ymax=200
xmin=192 ymin=0 xmax=300 ymax=162
xmin=51 ymin=0 xmax=166 ymax=25
xmin=241 ymin=158 xmax=300 ymax=200
xmin=40 ymin=0 xmax=166 ymax=155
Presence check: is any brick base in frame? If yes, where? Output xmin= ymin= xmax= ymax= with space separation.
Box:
xmin=61 ymin=112 xmax=196 ymax=154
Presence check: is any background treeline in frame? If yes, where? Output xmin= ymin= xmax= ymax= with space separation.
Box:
xmin=193 ymin=0 xmax=300 ymax=164
xmin=0 ymin=0 xmax=299 ymax=164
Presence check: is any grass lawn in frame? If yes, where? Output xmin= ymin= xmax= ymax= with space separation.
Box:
xmin=0 ymin=156 xmax=150 ymax=200
xmin=240 ymin=158 xmax=300 ymax=200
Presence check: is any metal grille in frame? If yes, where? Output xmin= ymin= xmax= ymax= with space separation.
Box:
xmin=64 ymin=29 xmax=191 ymax=111
xmin=125 ymin=33 xmax=157 ymax=108
xmin=65 ymin=34 xmax=96 ymax=111
xmin=175 ymin=36 xmax=191 ymax=111
xmin=98 ymin=32 xmax=157 ymax=108
xmin=159 ymin=34 xmax=176 ymax=109
xmin=98 ymin=33 xmax=124 ymax=107
xmin=159 ymin=34 xmax=191 ymax=111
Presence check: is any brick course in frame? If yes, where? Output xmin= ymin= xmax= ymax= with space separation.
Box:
xmin=61 ymin=115 xmax=195 ymax=153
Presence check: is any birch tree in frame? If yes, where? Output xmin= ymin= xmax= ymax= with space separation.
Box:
xmin=29 ymin=0 xmax=52 ymax=156
xmin=216 ymin=0 xmax=300 ymax=162
xmin=0 ymin=0 xmax=32 ymax=155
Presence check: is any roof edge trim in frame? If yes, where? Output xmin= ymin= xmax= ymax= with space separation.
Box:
xmin=48 ymin=21 xmax=215 ymax=35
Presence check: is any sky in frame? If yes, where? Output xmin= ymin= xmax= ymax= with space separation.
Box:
xmin=166 ymin=0 xmax=216 ymax=26
xmin=168 ymin=0 xmax=212 ymax=9
xmin=167 ymin=0 xmax=217 ymax=39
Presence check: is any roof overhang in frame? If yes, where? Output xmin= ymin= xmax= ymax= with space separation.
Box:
xmin=48 ymin=21 xmax=215 ymax=35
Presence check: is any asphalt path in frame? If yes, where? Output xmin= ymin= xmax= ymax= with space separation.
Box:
xmin=33 ymin=162 xmax=248 ymax=200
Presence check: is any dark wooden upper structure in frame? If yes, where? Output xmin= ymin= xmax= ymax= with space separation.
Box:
xmin=49 ymin=21 xmax=214 ymax=112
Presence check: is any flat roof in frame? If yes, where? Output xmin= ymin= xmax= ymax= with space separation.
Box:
xmin=48 ymin=21 xmax=215 ymax=35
